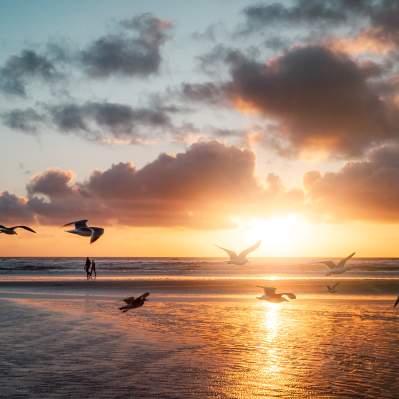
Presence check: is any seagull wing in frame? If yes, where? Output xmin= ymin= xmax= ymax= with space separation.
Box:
xmin=318 ymin=261 xmax=337 ymax=269
xmin=0 ymin=225 xmax=6 ymax=229
xmin=136 ymin=292 xmax=150 ymax=301
xmin=123 ymin=296 xmax=135 ymax=304
xmin=90 ymin=227 xmax=104 ymax=244
xmin=12 ymin=226 xmax=36 ymax=233
xmin=63 ymin=219 xmax=88 ymax=228
xmin=394 ymin=296 xmax=399 ymax=308
xmin=215 ymin=245 xmax=237 ymax=259
xmin=282 ymin=293 xmax=296 ymax=299
xmin=238 ymin=241 xmax=261 ymax=258
xmin=338 ymin=252 xmax=356 ymax=268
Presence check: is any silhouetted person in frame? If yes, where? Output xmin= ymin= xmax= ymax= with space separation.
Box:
xmin=91 ymin=259 xmax=96 ymax=279
xmin=85 ymin=257 xmax=91 ymax=280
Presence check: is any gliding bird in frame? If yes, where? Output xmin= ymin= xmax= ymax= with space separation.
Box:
xmin=0 ymin=225 xmax=36 ymax=235
xmin=327 ymin=282 xmax=340 ymax=293
xmin=119 ymin=292 xmax=150 ymax=312
xmin=317 ymin=252 xmax=356 ymax=276
xmin=257 ymin=286 xmax=296 ymax=303
xmin=63 ymin=219 xmax=104 ymax=244
xmin=215 ymin=241 xmax=261 ymax=265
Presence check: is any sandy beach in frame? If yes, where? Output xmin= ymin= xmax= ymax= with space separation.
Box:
xmin=1 ymin=268 xmax=399 ymax=398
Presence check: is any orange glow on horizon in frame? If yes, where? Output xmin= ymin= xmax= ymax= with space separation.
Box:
xmin=2 ymin=217 xmax=399 ymax=257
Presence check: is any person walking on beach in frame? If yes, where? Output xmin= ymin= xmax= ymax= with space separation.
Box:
xmin=85 ymin=257 xmax=91 ymax=280
xmin=91 ymin=259 xmax=96 ymax=280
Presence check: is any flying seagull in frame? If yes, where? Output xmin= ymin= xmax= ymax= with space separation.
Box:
xmin=257 ymin=286 xmax=296 ymax=303
xmin=317 ymin=252 xmax=356 ymax=276
xmin=119 ymin=292 xmax=150 ymax=312
xmin=0 ymin=225 xmax=36 ymax=235
xmin=327 ymin=282 xmax=340 ymax=293
xmin=394 ymin=296 xmax=399 ymax=309
xmin=215 ymin=241 xmax=261 ymax=265
xmin=63 ymin=219 xmax=104 ymax=244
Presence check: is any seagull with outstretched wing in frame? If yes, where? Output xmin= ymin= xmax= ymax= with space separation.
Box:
xmin=256 ymin=286 xmax=296 ymax=303
xmin=0 ymin=225 xmax=36 ymax=235
xmin=216 ymin=241 xmax=261 ymax=265
xmin=316 ymin=252 xmax=356 ymax=276
xmin=119 ymin=292 xmax=150 ymax=312
xmin=63 ymin=219 xmax=104 ymax=244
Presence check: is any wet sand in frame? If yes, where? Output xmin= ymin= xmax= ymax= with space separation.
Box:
xmin=1 ymin=277 xmax=399 ymax=398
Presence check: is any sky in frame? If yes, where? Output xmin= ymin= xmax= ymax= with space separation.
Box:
xmin=2 ymin=0 xmax=399 ymax=257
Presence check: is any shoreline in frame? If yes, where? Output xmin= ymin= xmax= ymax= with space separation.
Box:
xmin=0 ymin=276 xmax=398 ymax=297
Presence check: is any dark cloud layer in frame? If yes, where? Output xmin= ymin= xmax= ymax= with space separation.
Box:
xmin=2 ymin=101 xmax=177 ymax=144
xmin=0 ymin=142 xmax=302 ymax=228
xmin=185 ymin=45 xmax=399 ymax=157
xmin=305 ymin=144 xmax=399 ymax=222
xmin=226 ymin=46 xmax=398 ymax=156
xmin=0 ymin=192 xmax=34 ymax=225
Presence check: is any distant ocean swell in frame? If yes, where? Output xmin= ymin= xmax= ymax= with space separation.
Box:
xmin=1 ymin=257 xmax=399 ymax=276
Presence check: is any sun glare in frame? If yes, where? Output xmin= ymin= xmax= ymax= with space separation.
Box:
xmin=234 ymin=214 xmax=311 ymax=256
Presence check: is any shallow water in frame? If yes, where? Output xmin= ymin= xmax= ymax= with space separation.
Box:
xmin=1 ymin=288 xmax=399 ymax=398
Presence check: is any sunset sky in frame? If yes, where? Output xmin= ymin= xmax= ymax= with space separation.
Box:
xmin=2 ymin=0 xmax=399 ymax=257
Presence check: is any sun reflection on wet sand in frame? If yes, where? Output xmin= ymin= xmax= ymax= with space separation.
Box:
xmin=1 ymin=293 xmax=399 ymax=398
xmin=261 ymin=302 xmax=281 ymax=375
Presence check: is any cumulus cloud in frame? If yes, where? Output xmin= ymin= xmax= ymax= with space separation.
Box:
xmin=305 ymin=144 xmax=399 ymax=222
xmin=0 ymin=192 xmax=34 ymax=224
xmin=27 ymin=169 xmax=75 ymax=198
xmin=184 ymin=46 xmax=399 ymax=157
xmin=0 ymin=142 xmax=303 ymax=228
xmin=226 ymin=46 xmax=399 ymax=156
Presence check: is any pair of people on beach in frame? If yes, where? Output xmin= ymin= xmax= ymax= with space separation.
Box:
xmin=84 ymin=257 xmax=96 ymax=279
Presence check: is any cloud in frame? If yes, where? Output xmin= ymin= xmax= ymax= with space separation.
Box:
xmin=27 ymin=169 xmax=75 ymax=198
xmin=2 ymin=101 xmax=178 ymax=144
xmin=0 ymin=50 xmax=60 ymax=97
xmin=0 ymin=192 xmax=34 ymax=224
xmin=239 ymin=1 xmax=399 ymax=57
xmin=79 ymin=13 xmax=172 ymax=78
xmin=240 ymin=0 xmax=349 ymax=35
xmin=47 ymin=101 xmax=173 ymax=143
xmin=1 ymin=108 xmax=45 ymax=134
xmin=305 ymin=144 xmax=399 ymax=222
xmin=226 ymin=46 xmax=399 ymax=156
xmin=0 ymin=13 xmax=171 ymax=100
xmin=0 ymin=142 xmax=303 ymax=228
xmin=184 ymin=46 xmax=399 ymax=157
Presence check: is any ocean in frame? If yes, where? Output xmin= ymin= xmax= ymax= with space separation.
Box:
xmin=1 ymin=257 xmax=399 ymax=398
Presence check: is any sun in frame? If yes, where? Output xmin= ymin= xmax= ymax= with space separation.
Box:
xmin=233 ymin=214 xmax=311 ymax=256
